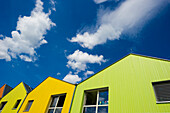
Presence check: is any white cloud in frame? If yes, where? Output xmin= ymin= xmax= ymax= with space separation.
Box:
xmin=0 ymin=0 xmax=55 ymax=61
xmin=50 ymin=0 xmax=57 ymax=11
xmin=0 ymin=34 xmax=3 ymax=37
xmin=57 ymin=72 xmax=61 ymax=75
xmin=83 ymin=70 xmax=94 ymax=79
xmin=70 ymin=0 xmax=168 ymax=49
xmin=66 ymin=50 xmax=106 ymax=72
xmin=63 ymin=71 xmax=82 ymax=84
xmin=94 ymin=0 xmax=108 ymax=4
xmin=84 ymin=70 xmax=94 ymax=76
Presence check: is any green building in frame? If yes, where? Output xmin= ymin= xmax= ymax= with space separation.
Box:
xmin=70 ymin=54 xmax=170 ymax=113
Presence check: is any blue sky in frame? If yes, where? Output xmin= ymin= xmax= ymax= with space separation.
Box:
xmin=0 ymin=0 xmax=170 ymax=88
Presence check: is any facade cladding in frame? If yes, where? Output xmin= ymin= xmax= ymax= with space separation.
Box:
xmin=0 ymin=54 xmax=170 ymax=113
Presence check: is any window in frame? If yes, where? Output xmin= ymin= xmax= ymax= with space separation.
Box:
xmin=24 ymin=100 xmax=33 ymax=112
xmin=0 ymin=101 xmax=7 ymax=112
xmin=47 ymin=94 xmax=66 ymax=113
xmin=83 ymin=88 xmax=108 ymax=113
xmin=152 ymin=80 xmax=170 ymax=103
xmin=13 ymin=99 xmax=21 ymax=109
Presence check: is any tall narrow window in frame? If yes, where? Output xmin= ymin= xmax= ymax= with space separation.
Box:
xmin=152 ymin=81 xmax=170 ymax=103
xmin=13 ymin=99 xmax=21 ymax=109
xmin=0 ymin=101 xmax=7 ymax=112
xmin=47 ymin=94 xmax=66 ymax=113
xmin=83 ymin=88 xmax=108 ymax=113
xmin=24 ymin=100 xmax=33 ymax=111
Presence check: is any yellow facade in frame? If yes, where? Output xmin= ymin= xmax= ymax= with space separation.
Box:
xmin=18 ymin=77 xmax=75 ymax=113
xmin=0 ymin=82 xmax=30 ymax=113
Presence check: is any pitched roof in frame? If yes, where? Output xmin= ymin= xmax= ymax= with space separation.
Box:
xmin=0 ymin=84 xmax=13 ymax=99
xmin=22 ymin=82 xmax=32 ymax=93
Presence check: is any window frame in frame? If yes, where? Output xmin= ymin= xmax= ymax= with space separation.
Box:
xmin=152 ymin=80 xmax=170 ymax=104
xmin=47 ymin=93 xmax=66 ymax=113
xmin=82 ymin=88 xmax=109 ymax=113
xmin=24 ymin=100 xmax=34 ymax=112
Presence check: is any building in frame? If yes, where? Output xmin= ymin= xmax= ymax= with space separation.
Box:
xmin=70 ymin=54 xmax=170 ymax=113
xmin=18 ymin=77 xmax=75 ymax=113
xmin=0 ymin=82 xmax=32 ymax=113
xmin=0 ymin=84 xmax=12 ymax=100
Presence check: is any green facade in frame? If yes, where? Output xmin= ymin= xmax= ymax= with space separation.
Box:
xmin=70 ymin=54 xmax=170 ymax=113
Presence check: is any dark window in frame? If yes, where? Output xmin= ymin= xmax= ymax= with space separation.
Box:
xmin=47 ymin=94 xmax=66 ymax=113
xmin=153 ymin=81 xmax=170 ymax=102
xmin=13 ymin=99 xmax=21 ymax=109
xmin=57 ymin=95 xmax=66 ymax=107
xmin=85 ymin=91 xmax=97 ymax=105
xmin=0 ymin=101 xmax=7 ymax=110
xmin=24 ymin=100 xmax=33 ymax=111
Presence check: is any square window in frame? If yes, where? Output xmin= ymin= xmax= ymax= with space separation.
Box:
xmin=13 ymin=99 xmax=21 ymax=109
xmin=47 ymin=94 xmax=66 ymax=113
xmin=0 ymin=101 xmax=7 ymax=111
xmin=152 ymin=81 xmax=170 ymax=103
xmin=83 ymin=88 xmax=108 ymax=113
xmin=24 ymin=100 xmax=33 ymax=111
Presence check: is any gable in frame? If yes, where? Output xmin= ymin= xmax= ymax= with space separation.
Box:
xmin=0 ymin=83 xmax=29 ymax=113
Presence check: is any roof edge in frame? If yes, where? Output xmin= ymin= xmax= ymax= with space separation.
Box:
xmin=48 ymin=76 xmax=76 ymax=85
xmin=27 ymin=76 xmax=76 ymax=94
xmin=78 ymin=53 xmax=170 ymax=85
xmin=130 ymin=53 xmax=170 ymax=62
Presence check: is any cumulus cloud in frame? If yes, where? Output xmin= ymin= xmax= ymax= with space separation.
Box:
xmin=0 ymin=34 xmax=3 ymax=38
xmin=94 ymin=0 xmax=108 ymax=4
xmin=70 ymin=0 xmax=168 ymax=49
xmin=84 ymin=70 xmax=94 ymax=76
xmin=83 ymin=70 xmax=94 ymax=79
xmin=50 ymin=0 xmax=57 ymax=11
xmin=57 ymin=72 xmax=61 ymax=75
xmin=63 ymin=71 xmax=82 ymax=84
xmin=66 ymin=50 xmax=106 ymax=72
xmin=0 ymin=0 xmax=55 ymax=61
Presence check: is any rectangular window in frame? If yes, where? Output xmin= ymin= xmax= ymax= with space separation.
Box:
xmin=0 ymin=101 xmax=7 ymax=112
xmin=24 ymin=100 xmax=33 ymax=112
xmin=83 ymin=88 xmax=108 ymax=113
xmin=152 ymin=81 xmax=170 ymax=103
xmin=47 ymin=94 xmax=66 ymax=113
xmin=13 ymin=99 xmax=21 ymax=109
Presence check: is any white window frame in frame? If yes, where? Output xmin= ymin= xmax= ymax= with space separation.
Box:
xmin=47 ymin=94 xmax=66 ymax=113
xmin=82 ymin=88 xmax=108 ymax=113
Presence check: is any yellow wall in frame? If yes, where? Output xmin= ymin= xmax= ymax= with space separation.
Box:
xmin=0 ymin=82 xmax=28 ymax=113
xmin=19 ymin=77 xmax=75 ymax=113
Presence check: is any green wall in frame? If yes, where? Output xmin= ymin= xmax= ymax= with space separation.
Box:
xmin=70 ymin=54 xmax=170 ymax=113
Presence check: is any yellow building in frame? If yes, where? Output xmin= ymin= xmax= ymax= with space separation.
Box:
xmin=18 ymin=77 xmax=75 ymax=113
xmin=0 ymin=82 xmax=32 ymax=113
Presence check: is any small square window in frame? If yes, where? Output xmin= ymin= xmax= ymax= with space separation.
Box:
xmin=47 ymin=94 xmax=66 ymax=113
xmin=0 ymin=101 xmax=7 ymax=111
xmin=13 ymin=99 xmax=21 ymax=109
xmin=24 ymin=100 xmax=33 ymax=112
xmin=83 ymin=88 xmax=108 ymax=113
xmin=152 ymin=80 xmax=170 ymax=103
